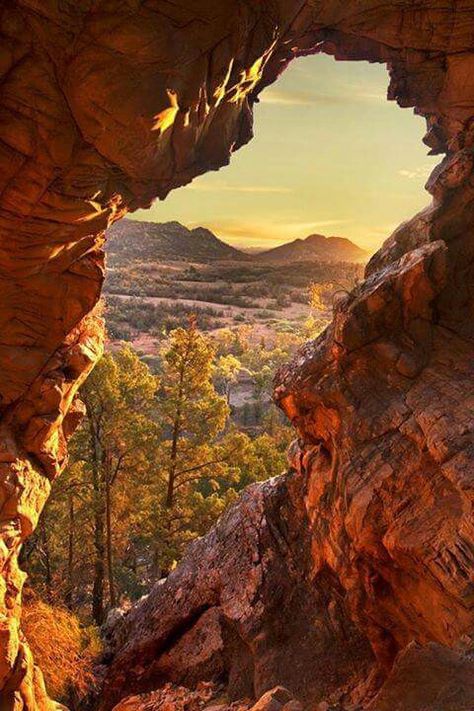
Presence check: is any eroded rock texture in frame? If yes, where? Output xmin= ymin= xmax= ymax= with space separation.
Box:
xmin=111 ymin=682 xmax=302 ymax=711
xmin=0 ymin=0 xmax=473 ymax=708
xmin=101 ymin=475 xmax=373 ymax=710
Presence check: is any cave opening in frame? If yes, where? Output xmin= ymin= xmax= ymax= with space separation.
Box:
xmin=3 ymin=3 xmax=473 ymax=709
xmin=134 ymin=53 xmax=438 ymax=254
xmin=21 ymin=51 xmax=440 ymax=709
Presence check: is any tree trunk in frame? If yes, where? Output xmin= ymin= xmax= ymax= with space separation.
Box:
xmin=105 ymin=470 xmax=116 ymax=608
xmin=151 ymin=542 xmax=162 ymax=581
xmin=40 ymin=516 xmax=53 ymax=601
xmin=92 ymin=464 xmax=105 ymax=625
xmin=166 ymin=451 xmax=177 ymax=509
xmin=85 ymin=393 xmax=107 ymax=625
xmin=65 ymin=492 xmax=75 ymax=609
xmin=166 ymin=369 xmax=185 ymax=509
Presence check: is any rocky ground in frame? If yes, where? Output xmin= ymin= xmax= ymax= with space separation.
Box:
xmin=112 ymin=684 xmax=303 ymax=711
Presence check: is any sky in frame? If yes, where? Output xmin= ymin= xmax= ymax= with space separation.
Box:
xmin=134 ymin=54 xmax=438 ymax=254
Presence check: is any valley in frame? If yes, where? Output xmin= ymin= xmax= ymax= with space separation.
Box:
xmin=104 ymin=219 xmax=365 ymax=425
xmin=105 ymin=219 xmax=365 ymax=349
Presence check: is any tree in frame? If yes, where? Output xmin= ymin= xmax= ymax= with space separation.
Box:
xmin=159 ymin=320 xmax=229 ymax=508
xmin=150 ymin=319 xmax=233 ymax=572
xmin=24 ymin=325 xmax=296 ymax=623
xmin=72 ymin=346 xmax=160 ymax=623
xmin=214 ymin=353 xmax=241 ymax=404
xmin=309 ymin=275 xmax=360 ymax=313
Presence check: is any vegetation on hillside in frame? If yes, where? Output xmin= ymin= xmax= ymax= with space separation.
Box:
xmin=105 ymin=259 xmax=362 ymax=344
xmin=22 ymin=234 xmax=364 ymax=704
xmin=107 ymin=219 xmax=249 ymax=264
xmin=24 ymin=323 xmax=297 ymax=627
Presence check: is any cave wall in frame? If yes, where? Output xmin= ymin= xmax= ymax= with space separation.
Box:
xmin=0 ymin=1 xmax=473 ymax=708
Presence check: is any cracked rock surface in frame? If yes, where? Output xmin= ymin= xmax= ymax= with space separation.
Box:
xmin=1 ymin=1 xmax=474 ymax=708
xmin=102 ymin=475 xmax=372 ymax=710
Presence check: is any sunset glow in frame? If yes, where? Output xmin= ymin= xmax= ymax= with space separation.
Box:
xmin=135 ymin=54 xmax=438 ymax=254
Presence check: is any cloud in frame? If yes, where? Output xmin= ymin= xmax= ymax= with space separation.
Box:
xmin=259 ymin=89 xmax=317 ymax=106
xmin=275 ymin=219 xmax=353 ymax=232
xmin=339 ymin=82 xmax=388 ymax=104
xmin=398 ymin=166 xmax=432 ymax=180
xmin=260 ymin=88 xmax=355 ymax=107
xmin=187 ymin=182 xmax=292 ymax=194
xmin=259 ymin=84 xmax=388 ymax=108
xmin=199 ymin=218 xmax=355 ymax=248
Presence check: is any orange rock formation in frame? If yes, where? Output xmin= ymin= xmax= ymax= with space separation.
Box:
xmin=0 ymin=1 xmax=473 ymax=709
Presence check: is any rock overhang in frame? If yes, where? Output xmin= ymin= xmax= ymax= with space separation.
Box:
xmin=1 ymin=1 xmax=474 ymax=708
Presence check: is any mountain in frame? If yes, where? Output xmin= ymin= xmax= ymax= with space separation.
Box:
xmin=106 ymin=219 xmax=249 ymax=263
xmin=106 ymin=220 xmax=368 ymax=266
xmin=257 ymin=233 xmax=368 ymax=263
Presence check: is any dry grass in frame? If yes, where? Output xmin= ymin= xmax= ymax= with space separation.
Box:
xmin=22 ymin=598 xmax=101 ymax=701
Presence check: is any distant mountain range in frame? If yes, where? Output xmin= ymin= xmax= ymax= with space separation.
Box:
xmin=256 ymin=233 xmax=368 ymax=263
xmin=107 ymin=219 xmax=248 ymax=263
xmin=106 ymin=219 xmax=367 ymax=264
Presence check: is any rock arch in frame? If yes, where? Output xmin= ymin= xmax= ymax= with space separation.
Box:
xmin=0 ymin=2 xmax=473 ymax=708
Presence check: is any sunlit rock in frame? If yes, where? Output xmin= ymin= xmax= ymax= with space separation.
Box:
xmin=0 ymin=1 xmax=474 ymax=708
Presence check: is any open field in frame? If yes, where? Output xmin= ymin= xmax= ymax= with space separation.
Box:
xmin=104 ymin=257 xmax=362 ymax=353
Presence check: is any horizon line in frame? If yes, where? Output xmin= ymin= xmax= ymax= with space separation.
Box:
xmin=115 ymin=215 xmax=374 ymax=253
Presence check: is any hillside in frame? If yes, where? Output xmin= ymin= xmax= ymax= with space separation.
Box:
xmin=104 ymin=220 xmax=365 ymax=346
xmin=106 ymin=219 xmax=248 ymax=264
xmin=106 ymin=220 xmax=368 ymax=266
xmin=257 ymin=233 xmax=368 ymax=263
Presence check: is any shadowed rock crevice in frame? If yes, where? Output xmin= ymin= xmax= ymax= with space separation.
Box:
xmin=1 ymin=1 xmax=474 ymax=708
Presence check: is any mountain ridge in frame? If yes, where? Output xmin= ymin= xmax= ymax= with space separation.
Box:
xmin=256 ymin=232 xmax=368 ymax=263
xmin=106 ymin=219 xmax=249 ymax=263
xmin=106 ymin=218 xmax=368 ymax=264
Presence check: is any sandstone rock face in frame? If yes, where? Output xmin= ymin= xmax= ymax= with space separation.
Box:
xmin=368 ymin=643 xmax=474 ymax=711
xmin=102 ymin=476 xmax=372 ymax=710
xmin=1 ymin=1 xmax=474 ymax=709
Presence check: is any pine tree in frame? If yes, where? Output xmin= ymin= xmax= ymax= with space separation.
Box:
xmin=150 ymin=319 xmax=235 ymax=573
xmin=73 ymin=346 xmax=160 ymax=623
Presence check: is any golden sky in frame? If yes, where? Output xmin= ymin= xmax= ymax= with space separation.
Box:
xmin=134 ymin=54 xmax=438 ymax=254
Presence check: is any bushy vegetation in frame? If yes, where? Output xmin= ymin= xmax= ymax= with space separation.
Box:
xmin=105 ymin=259 xmax=361 ymax=346
xmin=105 ymin=259 xmax=363 ymax=325
xmin=25 ymin=324 xmax=294 ymax=627
xmin=106 ymin=296 xmax=226 ymax=340
xmin=22 ymin=596 xmax=100 ymax=705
